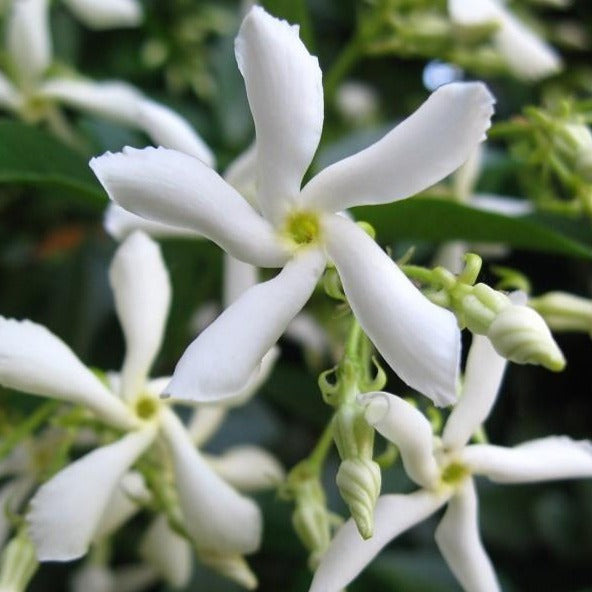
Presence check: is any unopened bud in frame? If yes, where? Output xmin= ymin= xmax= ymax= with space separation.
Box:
xmin=530 ymin=291 xmax=592 ymax=334
xmin=456 ymin=283 xmax=510 ymax=334
xmin=487 ymin=304 xmax=566 ymax=371
xmin=336 ymin=458 xmax=381 ymax=539
xmin=0 ymin=532 xmax=38 ymax=592
xmin=198 ymin=551 xmax=257 ymax=590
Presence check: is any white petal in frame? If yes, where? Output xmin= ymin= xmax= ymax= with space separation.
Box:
xmin=301 ymin=82 xmax=495 ymax=212
xmin=235 ymin=6 xmax=324 ymax=224
xmin=90 ymin=147 xmax=289 ymax=267
xmin=160 ymin=409 xmax=262 ymax=555
xmin=453 ymin=145 xmax=483 ymax=202
xmin=206 ymin=445 xmax=285 ymax=491
xmin=448 ymin=0 xmax=503 ymax=26
xmin=494 ymin=8 xmax=562 ymax=80
xmin=62 ymin=0 xmax=142 ymax=29
xmin=104 ymin=203 xmax=203 ymax=241
xmin=139 ymin=515 xmax=192 ymax=588
xmin=462 ymin=437 xmax=592 ymax=483
xmin=165 ymin=250 xmax=325 ymax=402
xmin=28 ymin=428 xmax=155 ymax=561
xmin=435 ymin=479 xmax=500 ymax=592
xmin=0 ymin=317 xmax=134 ymax=429
xmin=0 ymin=72 xmax=21 ymax=112
xmin=432 ymin=241 xmax=469 ymax=275
xmin=223 ymin=254 xmax=258 ymax=308
xmin=109 ymin=232 xmax=171 ymax=400
xmin=136 ymin=99 xmax=215 ymax=165
xmin=324 ymin=216 xmax=460 ymax=406
xmin=442 ymin=336 xmax=507 ymax=451
xmin=93 ymin=472 xmax=150 ymax=540
xmin=309 ymin=490 xmax=446 ymax=592
xmin=360 ymin=392 xmax=440 ymax=489
xmin=39 ymin=78 xmax=141 ymax=123
xmin=7 ymin=0 xmax=51 ymax=85
xmin=71 ymin=564 xmax=116 ymax=592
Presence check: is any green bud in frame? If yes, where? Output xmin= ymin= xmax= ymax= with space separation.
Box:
xmin=454 ymin=282 xmax=510 ymax=334
xmin=487 ymin=304 xmax=566 ymax=371
xmin=332 ymin=404 xmax=375 ymax=461
xmin=198 ymin=551 xmax=257 ymax=590
xmin=529 ymin=291 xmax=592 ymax=334
xmin=336 ymin=458 xmax=381 ymax=539
xmin=0 ymin=531 xmax=38 ymax=592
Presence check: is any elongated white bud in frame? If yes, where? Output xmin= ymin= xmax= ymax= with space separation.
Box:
xmin=198 ymin=551 xmax=257 ymax=590
xmin=0 ymin=532 xmax=38 ymax=592
xmin=336 ymin=458 xmax=381 ymax=539
xmin=487 ymin=304 xmax=565 ymax=371
xmin=530 ymin=291 xmax=592 ymax=334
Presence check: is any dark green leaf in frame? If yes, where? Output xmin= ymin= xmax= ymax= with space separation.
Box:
xmin=0 ymin=120 xmax=105 ymax=207
xmin=354 ymin=198 xmax=592 ymax=260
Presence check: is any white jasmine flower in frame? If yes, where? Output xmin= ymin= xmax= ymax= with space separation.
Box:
xmin=91 ymin=6 xmax=495 ymax=407
xmin=0 ymin=0 xmax=211 ymax=163
xmin=310 ymin=335 xmax=592 ymax=592
xmin=0 ymin=232 xmax=263 ymax=564
xmin=449 ymin=0 xmax=562 ymax=80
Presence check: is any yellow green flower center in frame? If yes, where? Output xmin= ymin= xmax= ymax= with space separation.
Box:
xmin=133 ymin=395 xmax=160 ymax=421
xmin=283 ymin=210 xmax=321 ymax=247
xmin=441 ymin=461 xmax=469 ymax=486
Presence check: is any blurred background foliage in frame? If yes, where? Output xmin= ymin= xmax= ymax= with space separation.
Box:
xmin=1 ymin=0 xmax=592 ymax=590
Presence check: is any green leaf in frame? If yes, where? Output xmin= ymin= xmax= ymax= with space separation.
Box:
xmin=354 ymin=198 xmax=592 ymax=260
xmin=0 ymin=120 xmax=105 ymax=207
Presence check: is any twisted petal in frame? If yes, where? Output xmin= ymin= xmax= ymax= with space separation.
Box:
xmin=236 ymin=6 xmax=323 ymax=224
xmin=309 ymin=490 xmax=446 ymax=592
xmin=206 ymin=446 xmax=285 ymax=491
xmin=109 ymin=232 xmax=171 ymax=400
xmin=442 ymin=336 xmax=507 ymax=451
xmin=161 ymin=409 xmax=262 ymax=555
xmin=435 ymin=479 xmax=500 ymax=592
xmin=7 ymin=0 xmax=51 ymax=85
xmin=0 ymin=317 xmax=134 ymax=429
xmin=28 ymin=428 xmax=156 ymax=561
xmin=165 ymin=249 xmax=325 ymax=402
xmin=361 ymin=392 xmax=439 ymax=489
xmin=224 ymin=143 xmax=257 ymax=201
xmin=136 ymin=99 xmax=215 ymax=165
xmin=62 ymin=0 xmax=142 ymax=29
xmin=90 ymin=146 xmax=289 ymax=267
xmin=140 ymin=515 xmax=192 ymax=588
xmin=325 ymin=216 xmax=460 ymax=406
xmin=462 ymin=437 xmax=592 ymax=483
xmin=301 ymin=82 xmax=494 ymax=212
xmin=39 ymin=78 xmax=141 ymax=123
xmin=104 ymin=204 xmax=202 ymax=241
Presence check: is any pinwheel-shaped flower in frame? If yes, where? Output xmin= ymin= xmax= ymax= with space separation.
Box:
xmin=448 ymin=0 xmax=562 ymax=80
xmin=0 ymin=0 xmax=211 ymax=162
xmin=0 ymin=232 xmax=264 ymax=567
xmin=310 ymin=335 xmax=592 ymax=592
xmin=91 ymin=6 xmax=495 ymax=407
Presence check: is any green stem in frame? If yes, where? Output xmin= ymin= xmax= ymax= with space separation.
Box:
xmin=308 ymin=421 xmax=335 ymax=472
xmin=0 ymin=400 xmax=60 ymax=461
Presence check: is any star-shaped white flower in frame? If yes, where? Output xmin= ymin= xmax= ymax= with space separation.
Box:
xmin=91 ymin=6 xmax=495 ymax=407
xmin=309 ymin=335 xmax=592 ymax=592
xmin=0 ymin=0 xmax=211 ymax=163
xmin=0 ymin=231 xmax=267 ymax=564
xmin=448 ymin=0 xmax=562 ymax=80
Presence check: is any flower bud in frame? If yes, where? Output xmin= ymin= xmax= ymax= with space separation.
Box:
xmin=487 ymin=304 xmax=566 ymax=371
xmin=0 ymin=532 xmax=38 ymax=592
xmin=529 ymin=291 xmax=592 ymax=334
xmin=456 ymin=282 xmax=510 ymax=334
xmin=198 ymin=551 xmax=257 ymax=590
xmin=336 ymin=458 xmax=381 ymax=539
